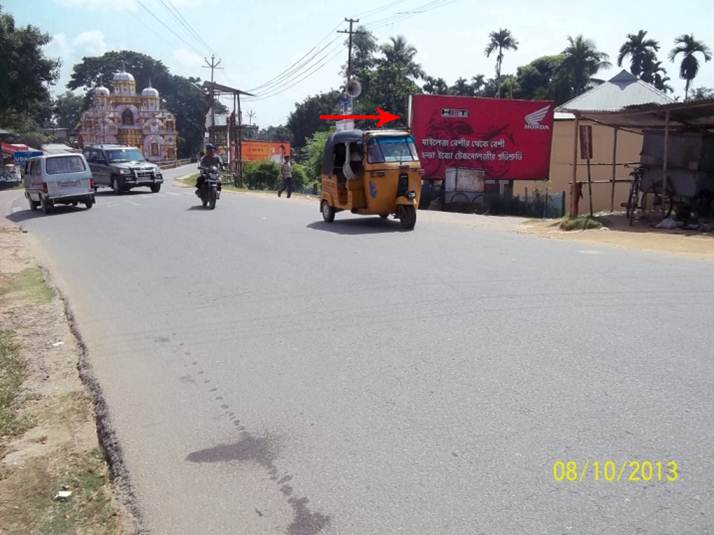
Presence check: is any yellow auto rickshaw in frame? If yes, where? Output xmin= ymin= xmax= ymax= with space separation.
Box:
xmin=320 ymin=129 xmax=422 ymax=230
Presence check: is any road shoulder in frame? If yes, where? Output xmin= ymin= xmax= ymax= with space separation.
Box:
xmin=0 ymin=224 xmax=136 ymax=534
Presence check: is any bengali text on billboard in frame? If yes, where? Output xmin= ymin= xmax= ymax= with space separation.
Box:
xmin=409 ymin=95 xmax=555 ymax=180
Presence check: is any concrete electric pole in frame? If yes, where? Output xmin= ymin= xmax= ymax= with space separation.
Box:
xmin=202 ymin=54 xmax=223 ymax=144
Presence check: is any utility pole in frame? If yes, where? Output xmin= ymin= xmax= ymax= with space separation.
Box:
xmin=247 ymin=110 xmax=256 ymax=131
xmin=202 ymin=54 xmax=223 ymax=144
xmin=338 ymin=18 xmax=366 ymax=86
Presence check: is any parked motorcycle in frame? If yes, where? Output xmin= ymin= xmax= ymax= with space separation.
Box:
xmin=197 ymin=165 xmax=222 ymax=209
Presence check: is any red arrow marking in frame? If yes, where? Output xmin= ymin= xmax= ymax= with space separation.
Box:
xmin=320 ymin=107 xmax=400 ymax=128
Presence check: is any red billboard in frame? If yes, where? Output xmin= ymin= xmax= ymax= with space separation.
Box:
xmin=409 ymin=95 xmax=554 ymax=180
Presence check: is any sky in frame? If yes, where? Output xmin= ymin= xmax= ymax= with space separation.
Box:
xmin=5 ymin=0 xmax=714 ymax=127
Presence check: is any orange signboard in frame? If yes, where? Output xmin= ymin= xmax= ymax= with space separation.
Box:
xmin=241 ymin=140 xmax=290 ymax=162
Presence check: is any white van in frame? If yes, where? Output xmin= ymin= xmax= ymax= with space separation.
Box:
xmin=24 ymin=153 xmax=95 ymax=214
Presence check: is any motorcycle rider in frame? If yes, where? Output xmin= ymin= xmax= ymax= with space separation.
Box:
xmin=196 ymin=143 xmax=223 ymax=195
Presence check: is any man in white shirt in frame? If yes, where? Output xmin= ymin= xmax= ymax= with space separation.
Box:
xmin=277 ymin=155 xmax=293 ymax=198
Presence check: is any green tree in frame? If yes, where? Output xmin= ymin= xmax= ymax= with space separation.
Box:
xmin=669 ymin=34 xmax=712 ymax=99
xmin=449 ymin=77 xmax=475 ymax=96
xmin=360 ymin=36 xmax=424 ymax=125
xmin=484 ymin=28 xmax=518 ymax=96
xmin=298 ymin=129 xmax=332 ymax=183
xmin=53 ymin=91 xmax=85 ymax=130
xmin=617 ymin=30 xmax=660 ymax=78
xmin=644 ymin=60 xmax=673 ymax=93
xmin=67 ymin=51 xmax=210 ymax=157
xmin=257 ymin=125 xmax=291 ymax=141
xmin=515 ymin=55 xmax=572 ymax=103
xmin=423 ymin=76 xmax=448 ymax=95
xmin=690 ymin=86 xmax=714 ymax=100
xmin=161 ymin=75 xmax=208 ymax=158
xmin=286 ymin=90 xmax=341 ymax=148
xmin=0 ymin=5 xmax=59 ymax=129
xmin=68 ymin=50 xmax=171 ymax=95
xmin=559 ymin=35 xmax=611 ymax=97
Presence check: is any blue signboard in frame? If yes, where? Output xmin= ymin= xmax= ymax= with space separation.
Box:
xmin=13 ymin=151 xmax=43 ymax=164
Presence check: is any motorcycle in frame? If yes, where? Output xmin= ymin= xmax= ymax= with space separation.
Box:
xmin=197 ymin=165 xmax=222 ymax=209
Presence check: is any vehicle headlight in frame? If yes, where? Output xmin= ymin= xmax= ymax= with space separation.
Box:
xmin=120 ymin=169 xmax=131 ymax=175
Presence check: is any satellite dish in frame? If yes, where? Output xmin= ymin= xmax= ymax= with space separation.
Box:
xmin=346 ymin=79 xmax=362 ymax=98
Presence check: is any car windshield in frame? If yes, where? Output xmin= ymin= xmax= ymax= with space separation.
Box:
xmin=107 ymin=149 xmax=145 ymax=163
xmin=367 ymin=136 xmax=419 ymax=163
xmin=45 ymin=155 xmax=86 ymax=175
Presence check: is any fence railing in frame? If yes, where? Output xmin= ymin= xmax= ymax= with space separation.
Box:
xmin=159 ymin=159 xmax=193 ymax=170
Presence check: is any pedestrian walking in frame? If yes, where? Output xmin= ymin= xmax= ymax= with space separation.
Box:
xmin=277 ymin=155 xmax=293 ymax=198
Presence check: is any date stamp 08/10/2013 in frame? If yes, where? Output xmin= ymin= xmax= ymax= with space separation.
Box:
xmin=552 ymin=460 xmax=679 ymax=483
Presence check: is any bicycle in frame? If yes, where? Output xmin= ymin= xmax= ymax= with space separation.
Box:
xmin=624 ymin=165 xmax=674 ymax=225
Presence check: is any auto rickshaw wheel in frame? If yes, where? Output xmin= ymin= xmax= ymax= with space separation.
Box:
xmin=398 ymin=205 xmax=416 ymax=230
xmin=321 ymin=200 xmax=335 ymax=223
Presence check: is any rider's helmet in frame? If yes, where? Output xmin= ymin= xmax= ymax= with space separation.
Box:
xmin=206 ymin=143 xmax=216 ymax=151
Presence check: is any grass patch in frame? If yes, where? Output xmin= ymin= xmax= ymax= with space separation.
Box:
xmin=0 ymin=330 xmax=31 ymax=441
xmin=0 ymin=267 xmax=54 ymax=304
xmin=2 ymin=448 xmax=120 ymax=535
xmin=559 ymin=215 xmax=605 ymax=231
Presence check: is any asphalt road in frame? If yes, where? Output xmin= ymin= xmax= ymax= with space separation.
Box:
xmin=3 ymin=166 xmax=713 ymax=534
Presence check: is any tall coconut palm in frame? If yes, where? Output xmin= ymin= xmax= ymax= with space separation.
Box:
xmin=647 ymin=60 xmax=673 ymax=93
xmin=617 ymin=30 xmax=660 ymax=77
xmin=379 ymin=36 xmax=425 ymax=80
xmin=560 ymin=35 xmax=611 ymax=97
xmin=484 ymin=29 xmax=518 ymax=96
xmin=669 ymin=34 xmax=712 ymax=99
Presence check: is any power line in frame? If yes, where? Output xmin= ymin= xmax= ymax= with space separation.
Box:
xmin=245 ymin=21 xmax=343 ymax=93
xmin=157 ymin=0 xmax=214 ymax=54
xmin=244 ymin=48 xmax=344 ymax=102
xmin=248 ymin=36 xmax=342 ymax=94
xmin=135 ymin=0 xmax=204 ymax=57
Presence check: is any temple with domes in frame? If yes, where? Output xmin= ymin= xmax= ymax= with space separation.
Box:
xmin=77 ymin=70 xmax=177 ymax=162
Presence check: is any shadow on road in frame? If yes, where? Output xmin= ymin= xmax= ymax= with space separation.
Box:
xmin=6 ymin=205 xmax=88 ymax=223
xmin=307 ymin=218 xmax=404 ymax=235
xmin=186 ymin=205 xmax=213 ymax=211
xmin=94 ymin=188 xmax=156 ymax=197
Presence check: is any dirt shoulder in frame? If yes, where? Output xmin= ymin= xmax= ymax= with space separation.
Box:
xmin=0 ymin=225 xmax=134 ymax=534
xmin=519 ymin=215 xmax=714 ymax=261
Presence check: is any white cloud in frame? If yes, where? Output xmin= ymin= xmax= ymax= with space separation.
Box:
xmin=72 ymin=30 xmax=108 ymax=56
xmin=173 ymin=48 xmax=204 ymax=74
xmin=53 ymin=0 xmax=138 ymax=10
xmin=45 ymin=34 xmax=71 ymax=59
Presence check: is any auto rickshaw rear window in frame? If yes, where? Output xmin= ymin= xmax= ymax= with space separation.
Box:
xmin=367 ymin=136 xmax=419 ymax=163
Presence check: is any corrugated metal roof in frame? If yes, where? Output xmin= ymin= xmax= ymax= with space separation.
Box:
xmin=558 ymin=70 xmax=674 ymax=113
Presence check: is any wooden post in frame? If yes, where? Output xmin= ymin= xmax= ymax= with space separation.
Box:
xmin=570 ymin=113 xmax=580 ymax=216
xmin=237 ymin=93 xmax=243 ymax=187
xmin=586 ymin=156 xmax=594 ymax=217
xmin=610 ymin=127 xmax=618 ymax=213
xmin=661 ymin=111 xmax=670 ymax=218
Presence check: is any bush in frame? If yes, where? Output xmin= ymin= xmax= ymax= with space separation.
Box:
xmin=244 ymin=161 xmax=280 ymax=190
xmin=559 ymin=215 xmax=605 ymax=231
xmin=292 ymin=163 xmax=308 ymax=190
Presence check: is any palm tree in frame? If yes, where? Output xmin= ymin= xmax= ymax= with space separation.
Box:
xmin=617 ymin=30 xmax=660 ymax=77
xmin=449 ymin=77 xmax=474 ymax=96
xmin=647 ymin=60 xmax=673 ymax=93
xmin=560 ymin=35 xmax=611 ymax=96
xmin=379 ymin=36 xmax=425 ymax=80
xmin=669 ymin=34 xmax=712 ymax=99
xmin=484 ymin=29 xmax=518 ymax=96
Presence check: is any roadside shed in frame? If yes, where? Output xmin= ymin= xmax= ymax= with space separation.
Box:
xmin=513 ymin=70 xmax=673 ymax=215
xmin=571 ymin=99 xmax=714 ymax=217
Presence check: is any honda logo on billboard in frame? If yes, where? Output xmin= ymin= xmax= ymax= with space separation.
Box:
xmin=524 ymin=106 xmax=551 ymax=130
